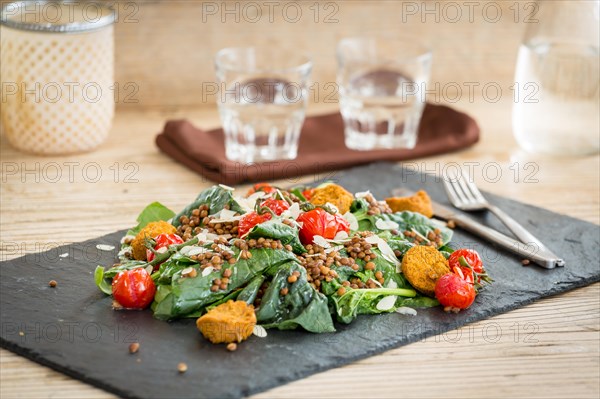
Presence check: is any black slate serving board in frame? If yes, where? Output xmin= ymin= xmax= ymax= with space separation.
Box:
xmin=1 ymin=162 xmax=599 ymax=399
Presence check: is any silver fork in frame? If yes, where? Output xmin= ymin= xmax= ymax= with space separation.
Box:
xmin=443 ymin=169 xmax=565 ymax=267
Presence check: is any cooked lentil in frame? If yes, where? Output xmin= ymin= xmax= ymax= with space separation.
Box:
xmin=177 ymin=362 xmax=188 ymax=373
xmin=226 ymin=342 xmax=238 ymax=351
xmin=362 ymin=193 xmax=393 ymax=215
xmin=128 ymin=342 xmax=139 ymax=354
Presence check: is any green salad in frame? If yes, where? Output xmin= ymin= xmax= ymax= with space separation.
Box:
xmin=95 ymin=182 xmax=489 ymax=348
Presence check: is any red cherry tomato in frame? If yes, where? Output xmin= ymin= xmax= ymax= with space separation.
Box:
xmin=112 ymin=268 xmax=156 ymax=309
xmin=146 ymin=233 xmax=184 ymax=264
xmin=435 ymin=273 xmax=476 ymax=311
xmin=296 ymin=208 xmax=350 ymax=245
xmin=238 ymin=212 xmax=272 ymax=237
xmin=260 ymin=198 xmax=290 ymax=216
xmin=246 ymin=183 xmax=277 ymax=196
xmin=302 ymin=188 xmax=315 ymax=201
xmin=448 ymin=249 xmax=484 ymax=284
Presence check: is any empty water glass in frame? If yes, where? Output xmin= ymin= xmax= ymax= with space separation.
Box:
xmin=215 ymin=47 xmax=312 ymax=163
xmin=337 ymin=37 xmax=432 ymax=150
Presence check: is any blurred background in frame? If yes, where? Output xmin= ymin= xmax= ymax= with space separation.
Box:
xmin=111 ymin=0 xmax=528 ymax=109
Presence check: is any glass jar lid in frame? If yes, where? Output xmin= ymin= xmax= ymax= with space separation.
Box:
xmin=0 ymin=1 xmax=115 ymax=33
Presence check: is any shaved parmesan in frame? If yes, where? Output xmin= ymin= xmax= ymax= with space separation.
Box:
xmin=201 ymin=266 xmax=216 ymax=277
xmin=411 ymin=228 xmax=431 ymax=243
xmin=333 ymin=230 xmax=349 ymax=241
xmin=218 ymin=184 xmax=235 ymax=191
xmin=312 ymin=235 xmax=331 ymax=248
xmin=196 ymin=229 xmax=219 ymax=243
xmin=355 ymin=190 xmax=371 ymax=199
xmin=210 ymin=209 xmax=242 ymax=223
xmin=219 ymin=209 xmax=237 ymax=219
xmin=324 ymin=245 xmax=344 ymax=254
xmin=386 ymin=279 xmax=398 ymax=289
xmin=281 ymin=202 xmax=301 ymax=220
xmin=370 ymin=278 xmax=383 ymax=288
xmin=375 ymin=219 xmax=399 ymax=231
xmin=234 ymin=191 xmax=268 ymax=213
xmin=364 ymin=235 xmax=380 ymax=245
xmin=248 ymin=191 xmax=269 ymax=201
xmin=181 ymin=246 xmax=209 ymax=256
xmin=217 ymin=244 xmax=234 ymax=254
xmin=376 ymin=295 xmax=397 ymax=311
xmin=364 ymin=235 xmax=401 ymax=268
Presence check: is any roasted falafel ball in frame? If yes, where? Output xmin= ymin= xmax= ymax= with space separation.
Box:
xmin=310 ymin=183 xmax=354 ymax=214
xmin=131 ymin=220 xmax=177 ymax=261
xmin=401 ymin=245 xmax=449 ymax=297
xmin=385 ymin=190 xmax=434 ymax=218
xmin=196 ymin=300 xmax=256 ymax=344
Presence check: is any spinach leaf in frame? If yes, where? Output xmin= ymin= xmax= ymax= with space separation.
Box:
xmin=94 ymin=266 xmax=113 ymax=295
xmin=172 ymin=186 xmax=245 ymax=227
xmin=153 ymin=284 xmax=172 ymax=305
xmin=380 ymin=212 xmax=452 ymax=245
xmin=256 ymin=262 xmax=335 ymax=333
xmin=237 ymin=275 xmax=265 ymax=305
xmin=396 ymin=296 xmax=439 ymax=308
xmin=289 ymin=187 xmax=307 ymax=202
xmin=349 ymin=198 xmax=372 ymax=231
xmin=247 ymin=219 xmax=305 ymax=254
xmin=438 ymin=244 xmax=455 ymax=259
xmin=152 ymin=247 xmax=297 ymax=320
xmin=384 ymin=235 xmax=415 ymax=258
xmin=332 ymin=286 xmax=417 ymax=324
xmin=350 ymin=201 xmax=453 ymax=248
xmin=152 ymin=252 xmax=198 ymax=285
xmin=127 ymin=202 xmax=175 ymax=236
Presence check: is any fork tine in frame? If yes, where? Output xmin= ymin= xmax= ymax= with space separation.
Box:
xmin=456 ymin=169 xmax=477 ymax=203
xmin=449 ymin=168 xmax=472 ymax=203
xmin=460 ymin=168 xmax=487 ymax=203
xmin=443 ymin=175 xmax=465 ymax=206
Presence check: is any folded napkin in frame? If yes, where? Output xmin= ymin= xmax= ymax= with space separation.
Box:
xmin=155 ymin=103 xmax=479 ymax=185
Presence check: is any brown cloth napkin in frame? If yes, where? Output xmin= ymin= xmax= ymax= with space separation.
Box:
xmin=155 ymin=103 xmax=479 ymax=185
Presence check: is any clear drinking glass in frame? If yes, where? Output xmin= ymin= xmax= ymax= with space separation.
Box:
xmin=512 ymin=0 xmax=599 ymax=156
xmin=337 ymin=36 xmax=432 ymax=151
xmin=214 ymin=47 xmax=312 ymax=163
xmin=0 ymin=1 xmax=115 ymax=155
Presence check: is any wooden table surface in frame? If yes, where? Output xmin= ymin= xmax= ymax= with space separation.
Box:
xmin=1 ymin=97 xmax=599 ymax=398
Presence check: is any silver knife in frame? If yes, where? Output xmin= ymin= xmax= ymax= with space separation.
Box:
xmin=392 ymin=189 xmax=565 ymax=269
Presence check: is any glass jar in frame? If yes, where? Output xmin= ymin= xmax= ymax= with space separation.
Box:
xmin=512 ymin=0 xmax=599 ymax=156
xmin=0 ymin=1 xmax=115 ymax=154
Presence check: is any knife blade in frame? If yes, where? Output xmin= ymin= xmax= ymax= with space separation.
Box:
xmin=391 ymin=188 xmax=565 ymax=269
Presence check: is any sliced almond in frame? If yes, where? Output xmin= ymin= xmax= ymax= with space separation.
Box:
xmin=252 ymin=325 xmax=268 ymax=338
xmin=376 ymin=295 xmax=397 ymax=311
xmin=396 ymin=307 xmax=417 ymax=316
xmin=96 ymin=244 xmax=115 ymax=251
